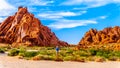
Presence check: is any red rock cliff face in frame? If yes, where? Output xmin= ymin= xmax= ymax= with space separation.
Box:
xmin=0 ymin=7 xmax=68 ymax=46
xmin=79 ymin=26 xmax=120 ymax=46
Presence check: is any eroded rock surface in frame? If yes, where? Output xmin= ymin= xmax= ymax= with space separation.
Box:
xmin=79 ymin=26 xmax=120 ymax=46
xmin=0 ymin=7 xmax=68 ymax=46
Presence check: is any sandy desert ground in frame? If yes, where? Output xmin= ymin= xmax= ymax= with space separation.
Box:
xmin=0 ymin=54 xmax=120 ymax=68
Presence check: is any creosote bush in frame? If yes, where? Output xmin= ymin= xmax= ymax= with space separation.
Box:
xmin=0 ymin=48 xmax=5 ymax=53
xmin=8 ymin=49 xmax=19 ymax=56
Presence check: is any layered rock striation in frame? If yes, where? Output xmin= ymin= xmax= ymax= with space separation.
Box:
xmin=79 ymin=26 xmax=120 ymax=46
xmin=0 ymin=7 xmax=68 ymax=46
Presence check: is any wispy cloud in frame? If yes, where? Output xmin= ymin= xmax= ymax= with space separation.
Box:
xmin=6 ymin=0 xmax=54 ymax=7
xmin=48 ymin=19 xmax=97 ymax=29
xmin=1 ymin=0 xmax=54 ymax=22
xmin=38 ymin=11 xmax=87 ymax=19
xmin=0 ymin=0 xmax=15 ymax=10
xmin=0 ymin=17 xmax=6 ymax=22
xmin=99 ymin=16 xmax=108 ymax=19
xmin=0 ymin=0 xmax=16 ymax=22
xmin=90 ymin=15 xmax=108 ymax=20
xmin=61 ymin=0 xmax=120 ymax=8
xmin=47 ymin=15 xmax=108 ymax=29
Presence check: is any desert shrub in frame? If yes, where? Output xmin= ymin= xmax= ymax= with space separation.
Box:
xmin=46 ymin=50 xmax=55 ymax=55
xmin=7 ymin=46 xmax=120 ymax=61
xmin=108 ymin=56 xmax=118 ymax=61
xmin=87 ymin=57 xmax=95 ymax=61
xmin=66 ymin=49 xmax=73 ymax=54
xmin=114 ymin=51 xmax=120 ymax=57
xmin=78 ymin=50 xmax=90 ymax=57
xmin=19 ymin=47 xmax=26 ymax=53
xmin=35 ymin=54 xmax=56 ymax=60
xmin=60 ymin=47 xmax=67 ymax=50
xmin=89 ymin=49 xmax=111 ymax=58
xmin=95 ymin=56 xmax=105 ymax=62
xmin=75 ymin=57 xmax=86 ymax=62
xmin=43 ymin=55 xmax=52 ymax=60
xmin=48 ymin=55 xmax=57 ymax=60
xmin=32 ymin=55 xmax=41 ymax=60
xmin=102 ymin=51 xmax=110 ymax=58
xmin=17 ymin=47 xmax=26 ymax=57
xmin=38 ymin=50 xmax=48 ymax=55
xmin=18 ymin=53 xmax=25 ymax=57
xmin=96 ymin=50 xmax=103 ymax=56
xmin=0 ymin=48 xmax=5 ymax=53
xmin=8 ymin=49 xmax=19 ymax=56
xmin=63 ymin=56 xmax=75 ymax=61
xmin=59 ymin=51 xmax=66 ymax=57
xmin=46 ymin=47 xmax=54 ymax=50
xmin=24 ymin=51 xmax=38 ymax=57
xmin=89 ymin=49 xmax=97 ymax=56
xmin=54 ymin=56 xmax=63 ymax=61
xmin=38 ymin=50 xmax=55 ymax=56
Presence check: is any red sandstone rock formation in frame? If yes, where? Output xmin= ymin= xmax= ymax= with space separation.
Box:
xmin=0 ymin=7 xmax=68 ymax=46
xmin=79 ymin=26 xmax=120 ymax=46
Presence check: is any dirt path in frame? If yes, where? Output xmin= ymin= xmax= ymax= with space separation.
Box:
xmin=0 ymin=55 xmax=120 ymax=68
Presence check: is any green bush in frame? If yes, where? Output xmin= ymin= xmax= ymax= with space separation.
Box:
xmin=96 ymin=50 xmax=103 ymax=56
xmin=24 ymin=51 xmax=38 ymax=57
xmin=34 ymin=54 xmax=56 ymax=60
xmin=63 ymin=56 xmax=75 ymax=61
xmin=8 ymin=49 xmax=19 ymax=56
xmin=95 ymin=56 xmax=105 ymax=62
xmin=89 ymin=49 xmax=111 ymax=58
xmin=89 ymin=49 xmax=97 ymax=56
xmin=19 ymin=47 xmax=26 ymax=53
xmin=114 ymin=51 xmax=120 ymax=57
xmin=59 ymin=51 xmax=66 ymax=57
xmin=6 ymin=47 xmax=120 ymax=61
xmin=108 ymin=56 xmax=118 ymax=61
xmin=46 ymin=47 xmax=54 ymax=50
xmin=87 ymin=57 xmax=95 ymax=61
xmin=38 ymin=50 xmax=47 ymax=55
xmin=75 ymin=57 xmax=86 ymax=62
xmin=18 ymin=53 xmax=25 ymax=57
xmin=18 ymin=47 xmax=26 ymax=56
xmin=101 ymin=50 xmax=110 ymax=58
xmin=78 ymin=51 xmax=90 ymax=57
xmin=0 ymin=48 xmax=5 ymax=53
xmin=66 ymin=49 xmax=73 ymax=54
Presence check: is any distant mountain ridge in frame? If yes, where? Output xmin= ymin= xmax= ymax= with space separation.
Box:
xmin=0 ymin=7 xmax=68 ymax=46
xmin=79 ymin=26 xmax=120 ymax=46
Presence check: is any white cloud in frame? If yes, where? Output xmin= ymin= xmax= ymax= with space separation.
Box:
xmin=0 ymin=0 xmax=15 ymax=10
xmin=90 ymin=15 xmax=108 ymax=20
xmin=0 ymin=17 xmax=5 ymax=22
xmin=0 ymin=0 xmax=16 ymax=22
xmin=99 ymin=16 xmax=108 ymax=19
xmin=48 ymin=19 xmax=97 ymax=29
xmin=28 ymin=0 xmax=54 ymax=6
xmin=61 ymin=0 xmax=120 ymax=8
xmin=6 ymin=0 xmax=54 ymax=6
xmin=0 ymin=10 xmax=15 ymax=17
xmin=5 ymin=0 xmax=54 ymax=13
xmin=38 ymin=11 xmax=87 ymax=19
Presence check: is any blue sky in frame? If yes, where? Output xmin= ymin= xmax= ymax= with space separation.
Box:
xmin=0 ymin=0 xmax=120 ymax=44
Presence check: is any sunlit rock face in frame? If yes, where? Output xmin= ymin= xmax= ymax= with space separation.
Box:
xmin=79 ymin=26 xmax=120 ymax=46
xmin=0 ymin=7 xmax=68 ymax=46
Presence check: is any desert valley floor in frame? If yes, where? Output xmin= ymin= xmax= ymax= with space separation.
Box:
xmin=0 ymin=54 xmax=120 ymax=68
